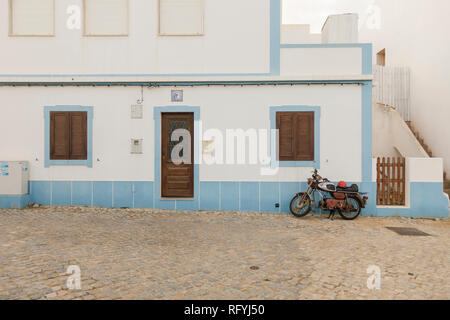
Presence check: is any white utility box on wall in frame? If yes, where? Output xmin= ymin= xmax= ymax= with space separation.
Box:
xmin=0 ymin=161 xmax=29 ymax=195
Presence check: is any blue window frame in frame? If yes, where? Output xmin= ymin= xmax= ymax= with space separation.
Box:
xmin=153 ymin=106 xmax=200 ymax=209
xmin=270 ymin=106 xmax=321 ymax=168
xmin=44 ymin=106 xmax=93 ymax=168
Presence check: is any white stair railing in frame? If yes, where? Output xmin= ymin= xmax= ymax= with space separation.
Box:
xmin=373 ymin=65 xmax=411 ymax=121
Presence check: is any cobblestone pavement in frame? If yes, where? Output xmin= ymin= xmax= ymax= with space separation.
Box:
xmin=0 ymin=206 xmax=448 ymax=300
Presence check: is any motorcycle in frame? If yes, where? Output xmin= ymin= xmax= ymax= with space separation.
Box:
xmin=289 ymin=169 xmax=368 ymax=220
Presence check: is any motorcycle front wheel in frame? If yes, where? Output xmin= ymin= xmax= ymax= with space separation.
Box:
xmin=289 ymin=193 xmax=312 ymax=218
xmin=338 ymin=196 xmax=362 ymax=220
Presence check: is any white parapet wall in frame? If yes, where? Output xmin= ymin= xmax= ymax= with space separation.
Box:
xmin=280 ymin=46 xmax=363 ymax=76
xmin=408 ymin=158 xmax=445 ymax=183
xmin=321 ymin=14 xmax=359 ymax=44
xmin=281 ymin=24 xmax=321 ymax=44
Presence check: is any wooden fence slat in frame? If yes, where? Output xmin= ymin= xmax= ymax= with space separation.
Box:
xmin=383 ymin=157 xmax=387 ymax=205
xmin=377 ymin=157 xmax=381 ymax=204
xmin=393 ymin=157 xmax=397 ymax=205
xmin=376 ymin=157 xmax=406 ymax=206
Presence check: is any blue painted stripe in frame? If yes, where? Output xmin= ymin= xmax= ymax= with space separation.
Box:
xmin=72 ymin=181 xmax=92 ymax=206
xmin=200 ymin=182 xmax=220 ymax=211
xmin=280 ymin=43 xmax=372 ymax=48
xmin=155 ymin=198 xmax=176 ymax=210
xmin=280 ymin=182 xmax=300 ymax=213
xmin=270 ymin=0 xmax=281 ymax=75
xmin=0 ymin=80 xmax=372 ymax=87
xmin=361 ymin=82 xmax=373 ymax=182
xmin=113 ymin=182 xmax=133 ymax=208
xmin=51 ymin=181 xmax=71 ymax=206
xmin=133 ymin=182 xmax=154 ymax=209
xmin=30 ymin=181 xmax=51 ymax=205
xmin=239 ymin=182 xmax=260 ymax=212
xmin=17 ymin=179 xmax=449 ymax=218
xmin=220 ymin=182 xmax=240 ymax=211
xmin=260 ymin=182 xmax=280 ymax=213
xmin=93 ymin=181 xmax=113 ymax=208
xmin=375 ymin=183 xmax=449 ymax=218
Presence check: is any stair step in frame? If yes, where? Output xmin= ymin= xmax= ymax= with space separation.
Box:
xmin=445 ymin=180 xmax=450 ymax=189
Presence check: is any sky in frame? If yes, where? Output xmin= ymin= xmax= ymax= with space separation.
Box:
xmin=282 ymin=0 xmax=375 ymax=33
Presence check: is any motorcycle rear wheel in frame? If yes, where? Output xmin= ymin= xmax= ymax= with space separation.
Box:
xmin=289 ymin=193 xmax=311 ymax=218
xmin=338 ymin=196 xmax=361 ymax=220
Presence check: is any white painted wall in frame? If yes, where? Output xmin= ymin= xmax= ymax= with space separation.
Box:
xmin=280 ymin=47 xmax=363 ymax=76
xmin=84 ymin=0 xmax=129 ymax=36
xmin=281 ymin=24 xmax=321 ymax=44
xmin=322 ymin=14 xmax=359 ymax=44
xmin=0 ymin=0 xmax=270 ymax=75
xmin=360 ymin=0 xmax=450 ymax=174
xmin=0 ymin=84 xmax=363 ymax=183
xmin=373 ymin=103 xmax=428 ymax=158
xmin=0 ymin=0 xmax=368 ymax=80
xmin=408 ymin=158 xmax=444 ymax=183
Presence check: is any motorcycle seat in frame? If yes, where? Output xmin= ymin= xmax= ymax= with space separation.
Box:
xmin=337 ymin=184 xmax=359 ymax=193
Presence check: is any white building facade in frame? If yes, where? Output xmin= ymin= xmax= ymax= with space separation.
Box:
xmin=0 ymin=0 xmax=447 ymax=217
xmin=360 ymin=0 xmax=450 ymax=177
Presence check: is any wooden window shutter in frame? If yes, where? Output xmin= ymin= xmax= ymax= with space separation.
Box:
xmin=50 ymin=111 xmax=87 ymax=160
xmin=276 ymin=111 xmax=315 ymax=162
xmin=69 ymin=112 xmax=88 ymax=160
xmin=294 ymin=112 xmax=314 ymax=161
xmin=50 ymin=112 xmax=70 ymax=160
xmin=276 ymin=112 xmax=294 ymax=161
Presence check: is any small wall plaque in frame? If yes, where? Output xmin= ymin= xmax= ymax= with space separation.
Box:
xmin=171 ymin=90 xmax=183 ymax=102
xmin=131 ymin=105 xmax=143 ymax=119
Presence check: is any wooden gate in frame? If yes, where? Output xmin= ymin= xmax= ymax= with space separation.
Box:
xmin=376 ymin=157 xmax=406 ymax=205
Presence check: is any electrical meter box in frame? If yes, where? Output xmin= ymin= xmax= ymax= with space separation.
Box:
xmin=0 ymin=161 xmax=29 ymax=195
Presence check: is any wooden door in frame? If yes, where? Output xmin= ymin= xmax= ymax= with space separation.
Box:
xmin=161 ymin=113 xmax=194 ymax=198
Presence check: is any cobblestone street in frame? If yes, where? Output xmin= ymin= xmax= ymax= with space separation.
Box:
xmin=0 ymin=207 xmax=448 ymax=300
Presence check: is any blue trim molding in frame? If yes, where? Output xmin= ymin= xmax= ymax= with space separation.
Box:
xmin=270 ymin=0 xmax=281 ymax=75
xmin=361 ymin=82 xmax=373 ymax=182
xmin=0 ymin=80 xmax=372 ymax=87
xmin=153 ymin=106 xmax=201 ymax=210
xmin=269 ymin=106 xmax=321 ymax=169
xmin=44 ymin=106 xmax=93 ymax=168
